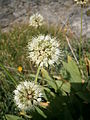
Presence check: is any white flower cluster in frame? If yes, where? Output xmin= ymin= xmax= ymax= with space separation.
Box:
xmin=14 ymin=81 xmax=42 ymax=110
xmin=27 ymin=35 xmax=62 ymax=67
xmin=74 ymin=0 xmax=88 ymax=4
xmin=29 ymin=13 xmax=44 ymax=28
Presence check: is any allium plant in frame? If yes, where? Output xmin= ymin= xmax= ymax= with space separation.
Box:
xmin=14 ymin=81 xmax=43 ymax=110
xmin=27 ymin=35 xmax=62 ymax=67
xmin=29 ymin=13 xmax=44 ymax=28
xmin=74 ymin=0 xmax=88 ymax=65
xmin=74 ymin=0 xmax=88 ymax=4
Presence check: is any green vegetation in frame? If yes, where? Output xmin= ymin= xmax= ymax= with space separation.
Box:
xmin=0 ymin=19 xmax=90 ymax=120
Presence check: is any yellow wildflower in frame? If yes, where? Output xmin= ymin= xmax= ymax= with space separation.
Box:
xmin=18 ymin=66 xmax=22 ymax=72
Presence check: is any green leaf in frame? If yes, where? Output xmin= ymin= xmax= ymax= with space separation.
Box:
xmin=56 ymin=80 xmax=71 ymax=94
xmin=43 ymin=87 xmax=55 ymax=97
xmin=63 ymin=57 xmax=82 ymax=90
xmin=35 ymin=106 xmax=47 ymax=118
xmin=61 ymin=82 xmax=71 ymax=93
xmin=63 ymin=61 xmax=81 ymax=83
xmin=5 ymin=114 xmax=23 ymax=120
xmin=56 ymin=80 xmax=63 ymax=89
xmin=41 ymin=68 xmax=52 ymax=81
xmin=41 ymin=68 xmax=57 ymax=91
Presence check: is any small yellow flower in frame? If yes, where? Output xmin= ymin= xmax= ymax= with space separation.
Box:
xmin=18 ymin=66 xmax=22 ymax=72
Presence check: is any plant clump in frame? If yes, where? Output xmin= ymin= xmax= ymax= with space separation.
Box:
xmin=27 ymin=34 xmax=62 ymax=67
xmin=29 ymin=13 xmax=44 ymax=28
xmin=74 ymin=0 xmax=88 ymax=4
xmin=14 ymin=81 xmax=43 ymax=110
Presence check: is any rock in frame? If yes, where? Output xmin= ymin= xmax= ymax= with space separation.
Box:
xmin=0 ymin=0 xmax=90 ymax=38
xmin=69 ymin=6 xmax=90 ymax=37
xmin=0 ymin=18 xmax=9 ymax=27
xmin=13 ymin=9 xmax=27 ymax=18
xmin=86 ymin=18 xmax=90 ymax=38
xmin=0 ymin=0 xmax=11 ymax=6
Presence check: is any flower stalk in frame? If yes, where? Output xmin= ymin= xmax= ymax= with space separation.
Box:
xmin=79 ymin=5 xmax=83 ymax=65
xmin=35 ymin=66 xmax=41 ymax=83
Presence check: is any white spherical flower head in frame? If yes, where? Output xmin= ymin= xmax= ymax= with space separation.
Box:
xmin=14 ymin=81 xmax=43 ymax=110
xmin=27 ymin=35 xmax=62 ymax=67
xmin=74 ymin=0 xmax=88 ymax=4
xmin=29 ymin=13 xmax=44 ymax=28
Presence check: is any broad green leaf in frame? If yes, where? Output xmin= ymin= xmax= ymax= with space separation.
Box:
xmin=44 ymin=79 xmax=57 ymax=92
xmin=41 ymin=68 xmax=52 ymax=81
xmin=63 ymin=57 xmax=82 ymax=90
xmin=43 ymin=87 xmax=55 ymax=97
xmin=63 ymin=61 xmax=81 ymax=83
xmin=41 ymin=68 xmax=57 ymax=91
xmin=56 ymin=80 xmax=63 ymax=89
xmin=5 ymin=114 xmax=23 ymax=120
xmin=35 ymin=106 xmax=47 ymax=118
xmin=56 ymin=80 xmax=71 ymax=93
xmin=61 ymin=82 xmax=71 ymax=93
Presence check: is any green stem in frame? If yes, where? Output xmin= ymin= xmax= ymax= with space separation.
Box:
xmin=35 ymin=66 xmax=41 ymax=83
xmin=79 ymin=6 xmax=83 ymax=65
